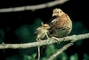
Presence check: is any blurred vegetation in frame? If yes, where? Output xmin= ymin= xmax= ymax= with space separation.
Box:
xmin=0 ymin=17 xmax=89 ymax=60
xmin=0 ymin=0 xmax=89 ymax=59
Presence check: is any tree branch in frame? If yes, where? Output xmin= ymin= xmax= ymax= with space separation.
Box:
xmin=47 ymin=42 xmax=73 ymax=60
xmin=47 ymin=33 xmax=89 ymax=60
xmin=0 ymin=0 xmax=68 ymax=13
xmin=0 ymin=33 xmax=89 ymax=49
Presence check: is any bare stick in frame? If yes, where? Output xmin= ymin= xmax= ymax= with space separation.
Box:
xmin=47 ymin=42 xmax=73 ymax=60
xmin=0 ymin=33 xmax=89 ymax=49
xmin=38 ymin=46 xmax=40 ymax=60
xmin=0 ymin=0 xmax=68 ymax=13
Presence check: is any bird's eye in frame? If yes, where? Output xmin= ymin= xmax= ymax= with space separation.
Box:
xmin=59 ymin=11 xmax=62 ymax=13
xmin=43 ymin=26 xmax=47 ymax=27
xmin=57 ymin=12 xmax=59 ymax=13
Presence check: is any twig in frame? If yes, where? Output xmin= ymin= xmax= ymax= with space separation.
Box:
xmin=0 ymin=0 xmax=68 ymax=13
xmin=38 ymin=46 xmax=40 ymax=60
xmin=47 ymin=42 xmax=73 ymax=60
xmin=0 ymin=33 xmax=89 ymax=49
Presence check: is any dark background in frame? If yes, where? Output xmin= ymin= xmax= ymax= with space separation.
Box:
xmin=0 ymin=0 xmax=89 ymax=60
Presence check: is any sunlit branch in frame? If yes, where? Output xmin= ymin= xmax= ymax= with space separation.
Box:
xmin=0 ymin=33 xmax=89 ymax=49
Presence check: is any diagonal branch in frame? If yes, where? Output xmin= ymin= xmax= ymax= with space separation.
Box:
xmin=47 ymin=42 xmax=73 ymax=60
xmin=47 ymin=33 xmax=89 ymax=60
xmin=0 ymin=33 xmax=89 ymax=49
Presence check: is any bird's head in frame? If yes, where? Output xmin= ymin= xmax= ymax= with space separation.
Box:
xmin=52 ymin=8 xmax=64 ymax=17
xmin=41 ymin=24 xmax=50 ymax=29
xmin=34 ymin=22 xmax=50 ymax=36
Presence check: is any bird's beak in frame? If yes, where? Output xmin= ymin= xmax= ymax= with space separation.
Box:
xmin=52 ymin=14 xmax=57 ymax=17
xmin=52 ymin=14 xmax=55 ymax=17
xmin=52 ymin=14 xmax=57 ymax=18
xmin=34 ymin=31 xmax=38 ymax=36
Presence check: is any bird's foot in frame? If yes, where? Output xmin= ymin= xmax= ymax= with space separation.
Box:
xmin=36 ymin=39 xmax=42 ymax=42
xmin=51 ymin=37 xmax=59 ymax=41
xmin=51 ymin=37 xmax=60 ymax=44
xmin=51 ymin=37 xmax=58 ymax=40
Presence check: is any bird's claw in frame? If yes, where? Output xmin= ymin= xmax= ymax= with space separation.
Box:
xmin=36 ymin=39 xmax=42 ymax=42
xmin=51 ymin=37 xmax=60 ymax=44
xmin=51 ymin=37 xmax=59 ymax=41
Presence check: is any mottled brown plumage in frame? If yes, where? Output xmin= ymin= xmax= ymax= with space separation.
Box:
xmin=34 ymin=23 xmax=50 ymax=41
xmin=34 ymin=23 xmax=50 ymax=59
xmin=49 ymin=8 xmax=72 ymax=38
xmin=35 ymin=8 xmax=72 ymax=59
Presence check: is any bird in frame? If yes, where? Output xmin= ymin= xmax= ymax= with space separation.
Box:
xmin=34 ymin=22 xmax=50 ymax=41
xmin=49 ymin=8 xmax=72 ymax=39
xmin=34 ymin=22 xmax=50 ymax=59
xmin=35 ymin=8 xmax=72 ymax=59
